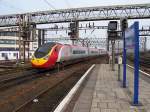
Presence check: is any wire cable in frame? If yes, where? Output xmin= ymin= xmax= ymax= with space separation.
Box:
xmin=43 ymin=0 xmax=56 ymax=10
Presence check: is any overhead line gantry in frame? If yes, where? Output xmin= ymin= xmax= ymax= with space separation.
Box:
xmin=0 ymin=3 xmax=150 ymax=27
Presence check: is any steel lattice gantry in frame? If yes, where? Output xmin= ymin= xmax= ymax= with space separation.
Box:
xmin=45 ymin=37 xmax=107 ymax=48
xmin=45 ymin=37 xmax=146 ymax=51
xmin=1 ymin=3 xmax=150 ymax=27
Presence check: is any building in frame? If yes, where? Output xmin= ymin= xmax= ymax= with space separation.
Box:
xmin=0 ymin=36 xmax=38 ymax=61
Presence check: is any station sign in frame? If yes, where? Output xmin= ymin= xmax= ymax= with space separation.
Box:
xmin=125 ymin=26 xmax=135 ymax=49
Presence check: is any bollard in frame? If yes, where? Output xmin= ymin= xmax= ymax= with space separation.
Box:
xmin=118 ymin=64 xmax=121 ymax=81
xmin=118 ymin=56 xmax=122 ymax=81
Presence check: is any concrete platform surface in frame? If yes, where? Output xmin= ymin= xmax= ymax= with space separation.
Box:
xmin=66 ymin=64 xmax=150 ymax=112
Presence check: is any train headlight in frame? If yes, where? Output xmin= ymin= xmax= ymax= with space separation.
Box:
xmin=43 ymin=55 xmax=49 ymax=60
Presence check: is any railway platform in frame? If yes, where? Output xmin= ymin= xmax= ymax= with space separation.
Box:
xmin=56 ymin=64 xmax=150 ymax=112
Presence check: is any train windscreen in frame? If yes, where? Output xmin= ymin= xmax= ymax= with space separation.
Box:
xmin=34 ymin=42 xmax=56 ymax=58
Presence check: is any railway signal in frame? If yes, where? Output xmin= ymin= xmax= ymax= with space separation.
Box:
xmin=68 ymin=22 xmax=79 ymax=45
xmin=68 ymin=22 xmax=77 ymax=38
xmin=121 ymin=18 xmax=128 ymax=31
xmin=107 ymin=21 xmax=118 ymax=71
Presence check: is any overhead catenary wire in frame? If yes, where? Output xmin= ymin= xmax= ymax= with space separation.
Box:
xmin=43 ymin=0 xmax=56 ymax=10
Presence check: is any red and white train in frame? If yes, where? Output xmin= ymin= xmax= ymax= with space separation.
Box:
xmin=31 ymin=42 xmax=106 ymax=69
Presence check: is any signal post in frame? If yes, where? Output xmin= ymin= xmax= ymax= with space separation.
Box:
xmin=108 ymin=21 xmax=118 ymax=71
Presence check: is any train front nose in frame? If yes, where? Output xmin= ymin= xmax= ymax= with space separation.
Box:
xmin=31 ymin=58 xmax=48 ymax=68
xmin=31 ymin=42 xmax=59 ymax=69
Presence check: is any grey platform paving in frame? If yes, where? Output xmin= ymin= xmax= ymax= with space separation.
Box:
xmin=70 ymin=64 xmax=150 ymax=112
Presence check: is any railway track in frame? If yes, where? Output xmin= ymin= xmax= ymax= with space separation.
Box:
xmin=0 ymin=58 xmax=78 ymax=91
xmin=0 ymin=63 xmax=32 ymax=76
xmin=127 ymin=52 xmax=150 ymax=73
xmin=0 ymin=56 xmax=107 ymax=112
xmin=14 ymin=68 xmax=84 ymax=112
xmin=0 ymin=63 xmax=77 ymax=91
xmin=0 ymin=66 xmax=61 ymax=91
xmin=0 ymin=70 xmax=41 ymax=91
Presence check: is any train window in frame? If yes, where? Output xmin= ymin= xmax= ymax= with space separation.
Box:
xmin=73 ymin=50 xmax=85 ymax=54
xmin=55 ymin=48 xmax=57 ymax=52
xmin=54 ymin=47 xmax=58 ymax=52
xmin=34 ymin=42 xmax=56 ymax=58
xmin=91 ymin=51 xmax=98 ymax=54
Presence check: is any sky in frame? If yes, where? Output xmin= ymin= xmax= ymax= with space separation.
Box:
xmin=0 ymin=0 xmax=150 ymax=15
xmin=0 ymin=0 xmax=150 ymax=49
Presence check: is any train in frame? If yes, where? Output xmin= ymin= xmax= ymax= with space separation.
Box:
xmin=31 ymin=42 xmax=106 ymax=69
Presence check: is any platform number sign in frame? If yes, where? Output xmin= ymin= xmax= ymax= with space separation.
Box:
xmin=125 ymin=28 xmax=135 ymax=49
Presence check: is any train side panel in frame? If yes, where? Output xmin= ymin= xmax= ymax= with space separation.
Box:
xmin=88 ymin=48 xmax=99 ymax=57
xmin=70 ymin=46 xmax=88 ymax=60
xmin=57 ymin=45 xmax=71 ymax=62
xmin=57 ymin=45 xmax=89 ymax=62
xmin=99 ymin=49 xmax=107 ymax=55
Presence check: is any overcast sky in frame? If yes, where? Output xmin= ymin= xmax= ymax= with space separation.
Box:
xmin=0 ymin=0 xmax=150 ymax=15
